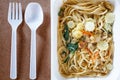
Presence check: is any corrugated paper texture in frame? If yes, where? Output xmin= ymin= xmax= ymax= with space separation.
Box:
xmin=0 ymin=0 xmax=50 ymax=80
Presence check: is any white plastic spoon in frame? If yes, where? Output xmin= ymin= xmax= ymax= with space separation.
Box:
xmin=25 ymin=2 xmax=43 ymax=79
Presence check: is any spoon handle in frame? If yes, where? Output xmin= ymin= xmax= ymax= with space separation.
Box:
xmin=30 ymin=30 xmax=36 ymax=79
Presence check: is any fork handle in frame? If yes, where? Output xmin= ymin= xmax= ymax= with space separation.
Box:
xmin=10 ymin=30 xmax=17 ymax=79
xmin=30 ymin=30 xmax=36 ymax=79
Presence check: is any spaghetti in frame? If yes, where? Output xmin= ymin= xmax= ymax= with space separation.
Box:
xmin=57 ymin=0 xmax=114 ymax=78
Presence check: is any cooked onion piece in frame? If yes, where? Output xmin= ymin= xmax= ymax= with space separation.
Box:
xmin=106 ymin=63 xmax=113 ymax=70
xmin=85 ymin=18 xmax=95 ymax=31
xmin=97 ymin=41 xmax=109 ymax=51
xmin=67 ymin=21 xmax=75 ymax=29
xmin=104 ymin=23 xmax=112 ymax=32
xmin=105 ymin=13 xmax=115 ymax=24
xmin=76 ymin=23 xmax=84 ymax=30
xmin=72 ymin=29 xmax=82 ymax=39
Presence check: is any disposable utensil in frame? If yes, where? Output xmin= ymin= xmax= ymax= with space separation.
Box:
xmin=25 ymin=2 xmax=43 ymax=79
xmin=8 ymin=2 xmax=23 ymax=79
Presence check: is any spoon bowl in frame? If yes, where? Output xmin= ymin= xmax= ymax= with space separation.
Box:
xmin=25 ymin=2 xmax=43 ymax=30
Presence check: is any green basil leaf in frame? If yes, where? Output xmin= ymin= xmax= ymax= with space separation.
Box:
xmin=67 ymin=43 xmax=78 ymax=53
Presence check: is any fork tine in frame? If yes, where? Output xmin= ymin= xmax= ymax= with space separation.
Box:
xmin=12 ymin=2 xmax=15 ymax=19
xmin=16 ymin=3 xmax=18 ymax=20
xmin=8 ymin=2 xmax=12 ymax=20
xmin=19 ymin=3 xmax=22 ymax=20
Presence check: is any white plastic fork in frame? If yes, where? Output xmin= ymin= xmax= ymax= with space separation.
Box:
xmin=8 ymin=2 xmax=22 ymax=79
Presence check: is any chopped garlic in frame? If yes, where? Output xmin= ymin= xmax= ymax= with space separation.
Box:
xmin=72 ymin=29 xmax=82 ymax=39
xmin=105 ymin=13 xmax=115 ymax=24
xmin=97 ymin=41 xmax=109 ymax=51
xmin=85 ymin=18 xmax=95 ymax=31
xmin=67 ymin=21 xmax=75 ymax=29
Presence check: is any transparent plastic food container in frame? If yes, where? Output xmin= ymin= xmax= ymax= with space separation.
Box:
xmin=51 ymin=0 xmax=120 ymax=80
